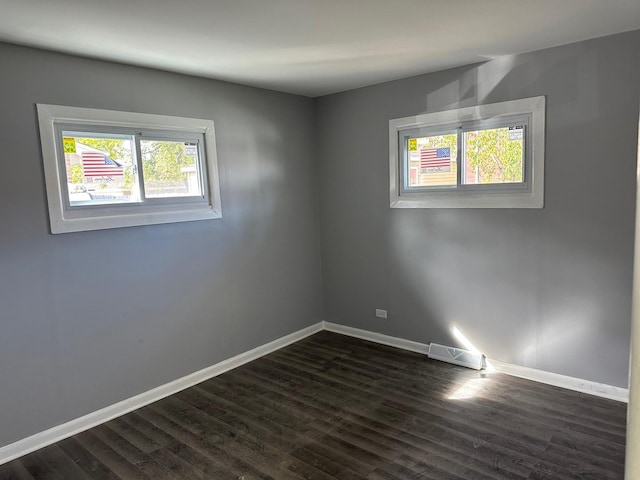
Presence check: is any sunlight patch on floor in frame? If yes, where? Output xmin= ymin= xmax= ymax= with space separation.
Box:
xmin=447 ymin=377 xmax=493 ymax=400
xmin=445 ymin=325 xmax=496 ymax=399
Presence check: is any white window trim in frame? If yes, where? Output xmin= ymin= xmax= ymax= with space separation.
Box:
xmin=389 ymin=96 xmax=545 ymax=209
xmin=37 ymin=104 xmax=222 ymax=233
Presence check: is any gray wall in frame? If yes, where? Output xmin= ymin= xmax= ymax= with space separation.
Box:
xmin=316 ymin=30 xmax=640 ymax=388
xmin=2 ymin=29 xmax=639 ymax=449
xmin=0 ymin=43 xmax=323 ymax=447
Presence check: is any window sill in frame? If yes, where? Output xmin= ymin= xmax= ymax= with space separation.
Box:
xmin=51 ymin=203 xmax=221 ymax=234
xmin=390 ymin=190 xmax=543 ymax=209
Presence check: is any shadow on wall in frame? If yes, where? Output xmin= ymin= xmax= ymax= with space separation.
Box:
xmin=389 ymin=209 xmax=539 ymax=366
xmin=416 ymin=42 xmax=600 ymax=124
xmin=389 ymin=207 xmax=623 ymax=365
xmin=475 ymin=43 xmax=601 ymax=126
xmin=388 ymin=43 xmax=632 ymax=382
xmin=0 ymin=99 xmax=300 ymax=445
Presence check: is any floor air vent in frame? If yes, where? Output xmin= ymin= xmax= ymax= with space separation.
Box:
xmin=427 ymin=343 xmax=485 ymax=370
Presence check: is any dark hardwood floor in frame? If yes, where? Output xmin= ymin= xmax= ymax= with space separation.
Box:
xmin=0 ymin=331 xmax=627 ymax=479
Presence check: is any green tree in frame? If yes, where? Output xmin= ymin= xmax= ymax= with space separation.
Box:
xmin=69 ymin=164 xmax=84 ymax=183
xmin=141 ymin=141 xmax=193 ymax=184
xmin=140 ymin=141 xmax=196 ymax=196
xmin=464 ymin=128 xmax=523 ymax=183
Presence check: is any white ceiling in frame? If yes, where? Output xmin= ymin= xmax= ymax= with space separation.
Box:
xmin=1 ymin=0 xmax=640 ymax=97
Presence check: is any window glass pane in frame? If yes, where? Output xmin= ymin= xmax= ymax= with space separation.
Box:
xmin=462 ymin=126 xmax=524 ymax=185
xmin=141 ymin=140 xmax=202 ymax=198
xmin=407 ymin=134 xmax=457 ymax=187
xmin=62 ymin=133 xmax=139 ymax=206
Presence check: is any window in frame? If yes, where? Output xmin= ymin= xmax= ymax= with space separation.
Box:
xmin=389 ymin=96 xmax=545 ymax=208
xmin=37 ymin=104 xmax=222 ymax=233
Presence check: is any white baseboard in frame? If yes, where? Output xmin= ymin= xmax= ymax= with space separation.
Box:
xmin=0 ymin=322 xmax=323 ymax=466
xmin=323 ymin=321 xmax=430 ymax=354
xmin=487 ymin=359 xmax=629 ymax=403
xmin=0 ymin=319 xmax=628 ymax=466
xmin=322 ymin=321 xmax=629 ymax=403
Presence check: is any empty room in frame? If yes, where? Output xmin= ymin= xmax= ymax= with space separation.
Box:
xmin=1 ymin=1 xmax=640 ymax=479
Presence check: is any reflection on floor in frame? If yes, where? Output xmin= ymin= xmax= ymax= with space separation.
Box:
xmin=0 ymin=331 xmax=627 ymax=479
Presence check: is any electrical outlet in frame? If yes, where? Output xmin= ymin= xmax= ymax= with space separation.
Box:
xmin=375 ymin=309 xmax=388 ymax=319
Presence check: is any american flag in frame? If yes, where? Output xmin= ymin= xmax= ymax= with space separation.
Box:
xmin=420 ymin=147 xmax=451 ymax=170
xmin=81 ymin=152 xmax=124 ymax=177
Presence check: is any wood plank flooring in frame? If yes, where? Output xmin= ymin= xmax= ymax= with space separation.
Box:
xmin=0 ymin=331 xmax=627 ymax=479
